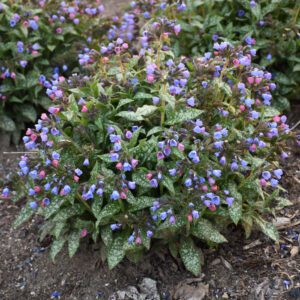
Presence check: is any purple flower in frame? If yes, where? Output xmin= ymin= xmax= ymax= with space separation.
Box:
xmin=262 ymin=171 xmax=271 ymax=180
xmin=150 ymin=179 xmax=158 ymax=188
xmin=128 ymin=181 xmax=136 ymax=189
xmin=169 ymin=168 xmax=177 ymax=176
xmin=192 ymin=210 xmax=200 ymax=219
xmin=202 ymin=81 xmax=208 ymax=88
xmin=51 ymin=291 xmax=61 ymax=299
xmin=83 ymin=158 xmax=90 ymax=166
xmin=147 ymin=230 xmax=153 ymax=238
xmin=2 ymin=188 xmax=10 ymax=197
xmin=187 ymin=97 xmax=195 ymax=107
xmin=212 ymin=170 xmax=222 ymax=177
xmin=270 ymin=178 xmax=279 ymax=187
xmin=20 ymin=60 xmax=28 ymax=68
xmin=226 ymin=197 xmax=234 ymax=206
xmin=274 ymin=169 xmax=283 ymax=179
xmin=160 ymin=212 xmax=167 ymax=220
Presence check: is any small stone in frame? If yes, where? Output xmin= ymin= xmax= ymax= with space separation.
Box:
xmin=222 ymin=292 xmax=229 ymax=299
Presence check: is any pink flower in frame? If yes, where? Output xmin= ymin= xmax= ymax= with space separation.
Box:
xmin=177 ymin=143 xmax=185 ymax=151
xmin=174 ymin=24 xmax=181 ymax=36
xmin=81 ymin=229 xmax=88 ymax=237
xmin=131 ymin=159 xmax=138 ymax=168
xmin=187 ymin=215 xmax=193 ymax=222
xmin=255 ymin=77 xmax=262 ymax=84
xmin=116 ymin=162 xmax=123 ymax=170
xmin=247 ymin=77 xmax=254 ymax=84
xmin=56 ymin=27 xmax=62 ymax=34
xmin=81 ymin=105 xmax=88 ymax=112
xmin=41 ymin=113 xmax=48 ymax=120
xmin=135 ymin=236 xmax=142 ymax=244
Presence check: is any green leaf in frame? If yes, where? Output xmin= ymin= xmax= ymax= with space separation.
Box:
xmin=13 ymin=205 xmax=34 ymax=228
xmin=0 ymin=115 xmax=16 ymax=132
xmin=129 ymin=196 xmax=156 ymax=211
xmin=228 ymin=183 xmax=243 ymax=225
xmin=107 ymin=236 xmax=126 ymax=269
xmin=50 ymin=238 xmax=66 ymax=261
xmin=166 ymin=107 xmax=203 ymax=125
xmin=146 ymin=126 xmax=164 ymax=137
xmin=52 ymin=222 xmax=65 ymax=239
xmin=101 ymin=225 xmax=113 ymax=247
xmin=52 ymin=204 xmax=82 ymax=222
xmin=116 ymin=98 xmax=134 ymax=110
xmin=179 ymin=237 xmax=201 ymax=276
xmin=134 ymin=92 xmax=153 ymax=99
xmin=159 ymin=86 xmax=176 ymax=109
xmin=132 ymin=170 xmax=151 ymax=188
xmin=116 ymin=111 xmax=143 ymax=121
xmin=162 ymin=176 xmax=175 ymax=195
xmin=97 ymin=202 xmax=121 ymax=225
xmin=191 ymin=219 xmax=227 ymax=243
xmin=68 ymin=231 xmax=81 ymax=257
xmin=92 ymin=199 xmax=103 ymax=218
xmin=276 ymin=197 xmax=293 ymax=209
xmin=20 ymin=105 xmax=37 ymax=122
xmin=242 ymin=215 xmax=253 ymax=239
xmin=255 ymin=217 xmax=279 ymax=241
xmin=136 ymin=105 xmax=157 ymax=117
xmin=263 ymin=107 xmax=281 ymax=119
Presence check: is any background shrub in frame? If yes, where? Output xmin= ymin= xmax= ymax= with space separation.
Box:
xmin=0 ymin=0 xmax=105 ymax=143
xmin=10 ymin=18 xmax=295 ymax=275
xmin=120 ymin=0 xmax=300 ymax=111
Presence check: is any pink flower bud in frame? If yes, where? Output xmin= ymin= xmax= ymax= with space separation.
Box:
xmin=33 ymin=16 xmax=39 ymax=21
xmin=23 ymin=21 xmax=29 ymax=27
xmin=209 ymin=204 xmax=217 ymax=211
xmin=30 ymin=134 xmax=37 ymax=141
xmin=260 ymin=179 xmax=267 ymax=187
xmin=250 ymin=144 xmax=257 ymax=152
xmin=39 ymin=170 xmax=46 ymax=179
xmin=177 ymin=143 xmax=185 ymax=151
xmin=10 ymin=72 xmax=16 ymax=79
xmin=26 ymin=128 xmax=33 ymax=135
xmin=52 ymin=159 xmax=59 ymax=167
xmin=233 ymin=59 xmax=240 ymax=66
xmin=147 ymin=74 xmax=155 ymax=83
xmin=273 ymin=115 xmax=281 ymax=122
xmin=255 ymin=99 xmax=261 ymax=105
xmin=122 ymin=43 xmax=128 ymax=49
xmin=120 ymin=192 xmax=127 ymax=199
xmin=32 ymin=50 xmax=39 ymax=55
xmin=81 ymin=105 xmax=88 ymax=113
xmin=131 ymin=159 xmax=138 ymax=168
xmin=146 ymin=173 xmax=153 ymax=180
xmin=201 ymin=185 xmax=208 ymax=192
xmin=247 ymin=77 xmax=254 ymax=84
xmin=74 ymin=175 xmax=79 ymax=182
xmin=102 ymin=57 xmax=109 ymax=63
xmin=56 ymin=27 xmax=62 ymax=34
xmin=41 ymin=113 xmax=48 ymax=120
xmin=187 ymin=215 xmax=193 ymax=222
xmin=59 ymin=76 xmax=65 ymax=82
xmin=34 ymin=186 xmax=41 ymax=193
xmin=135 ymin=236 xmax=142 ymax=244
xmin=212 ymin=185 xmax=218 ymax=192
xmin=239 ymin=105 xmax=245 ymax=111
xmin=116 ymin=162 xmax=123 ymax=170
xmin=81 ymin=228 xmax=88 ymax=237
xmin=255 ymin=77 xmax=262 ymax=84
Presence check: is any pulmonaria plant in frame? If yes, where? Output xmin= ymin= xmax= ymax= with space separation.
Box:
xmin=11 ymin=18 xmax=296 ymax=276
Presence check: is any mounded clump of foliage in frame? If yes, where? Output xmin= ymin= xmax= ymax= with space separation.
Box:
xmin=113 ymin=0 xmax=300 ymax=111
xmin=9 ymin=18 xmax=296 ymax=276
xmin=0 ymin=0 xmax=105 ymax=142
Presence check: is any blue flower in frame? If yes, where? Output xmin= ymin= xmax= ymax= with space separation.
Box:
xmin=29 ymin=201 xmax=38 ymax=209
xmin=185 ymin=178 xmax=192 ymax=187
xmin=212 ymin=170 xmax=222 ymax=177
xmin=110 ymin=190 xmax=120 ymax=200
